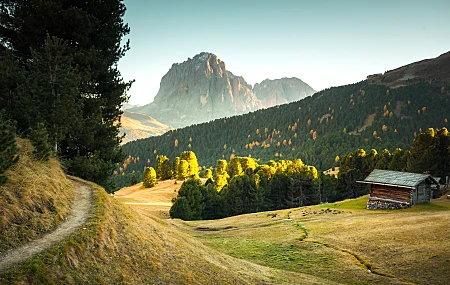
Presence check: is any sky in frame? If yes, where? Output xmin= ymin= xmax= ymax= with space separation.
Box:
xmin=118 ymin=0 xmax=450 ymax=105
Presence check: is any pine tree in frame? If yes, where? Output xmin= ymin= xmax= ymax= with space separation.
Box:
xmin=130 ymin=172 xmax=137 ymax=186
xmin=176 ymin=178 xmax=204 ymax=220
xmin=142 ymin=167 xmax=156 ymax=188
xmin=0 ymin=0 xmax=132 ymax=192
xmin=0 ymin=116 xmax=19 ymax=186
xmin=20 ymin=36 xmax=82 ymax=153
xmin=29 ymin=123 xmax=52 ymax=161
xmin=170 ymin=197 xmax=191 ymax=220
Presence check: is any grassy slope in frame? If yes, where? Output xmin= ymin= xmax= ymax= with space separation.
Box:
xmin=114 ymin=181 xmax=450 ymax=284
xmin=3 ymin=148 xmax=449 ymax=284
xmin=1 ymin=179 xmax=329 ymax=284
xmin=0 ymin=138 xmax=73 ymax=252
xmin=181 ymin=196 xmax=450 ymax=285
xmin=120 ymin=111 xmax=171 ymax=144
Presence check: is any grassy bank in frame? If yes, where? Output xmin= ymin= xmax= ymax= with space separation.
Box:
xmin=2 ymin=178 xmax=322 ymax=284
xmin=0 ymin=138 xmax=73 ymax=253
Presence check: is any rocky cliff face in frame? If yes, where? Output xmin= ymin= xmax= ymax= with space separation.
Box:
xmin=253 ymin=77 xmax=316 ymax=108
xmin=131 ymin=52 xmax=263 ymax=128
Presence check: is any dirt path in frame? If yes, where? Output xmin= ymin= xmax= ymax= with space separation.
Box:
xmin=0 ymin=179 xmax=92 ymax=273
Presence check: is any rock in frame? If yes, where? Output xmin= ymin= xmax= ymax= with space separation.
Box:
xmin=131 ymin=52 xmax=263 ymax=128
xmin=253 ymin=77 xmax=315 ymax=108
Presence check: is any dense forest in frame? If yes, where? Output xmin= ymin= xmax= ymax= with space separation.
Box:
xmin=115 ymin=81 xmax=449 ymax=189
xmin=0 ymin=1 xmax=131 ymax=191
xmin=169 ymin=127 xmax=449 ymax=221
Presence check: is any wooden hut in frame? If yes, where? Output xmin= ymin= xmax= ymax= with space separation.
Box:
xmin=358 ymin=169 xmax=439 ymax=209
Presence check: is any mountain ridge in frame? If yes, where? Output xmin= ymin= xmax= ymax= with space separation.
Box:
xmin=127 ymin=52 xmax=315 ymax=130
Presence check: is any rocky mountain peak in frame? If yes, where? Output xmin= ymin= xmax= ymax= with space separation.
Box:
xmin=131 ymin=53 xmax=262 ymax=128
xmin=253 ymin=77 xmax=316 ymax=108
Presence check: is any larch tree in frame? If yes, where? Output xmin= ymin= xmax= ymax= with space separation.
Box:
xmin=156 ymin=155 xmax=172 ymax=180
xmin=180 ymin=151 xmax=199 ymax=178
xmin=142 ymin=167 xmax=156 ymax=188
xmin=177 ymin=159 xmax=189 ymax=180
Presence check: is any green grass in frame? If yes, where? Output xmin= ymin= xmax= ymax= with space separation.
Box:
xmin=181 ymin=194 xmax=450 ymax=285
xmin=316 ymin=195 xmax=369 ymax=210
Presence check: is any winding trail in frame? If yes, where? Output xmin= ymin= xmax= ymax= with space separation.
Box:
xmin=0 ymin=179 xmax=92 ymax=273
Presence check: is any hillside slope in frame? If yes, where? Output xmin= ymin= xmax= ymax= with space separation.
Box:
xmin=367 ymin=51 xmax=450 ymax=88
xmin=117 ymin=81 xmax=449 ymax=188
xmin=0 ymin=174 xmax=325 ymax=284
xmin=120 ymin=110 xmax=172 ymax=144
xmin=119 ymin=179 xmax=450 ymax=284
xmin=0 ymin=138 xmax=74 ymax=253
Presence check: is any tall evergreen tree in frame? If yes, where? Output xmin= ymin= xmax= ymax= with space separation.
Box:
xmin=29 ymin=123 xmax=52 ymax=161
xmin=0 ymin=0 xmax=132 ymax=191
xmin=176 ymin=178 xmax=204 ymax=220
xmin=0 ymin=114 xmax=19 ymax=186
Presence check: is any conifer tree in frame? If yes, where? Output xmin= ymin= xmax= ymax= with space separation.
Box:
xmin=228 ymin=157 xmax=243 ymax=177
xmin=30 ymin=123 xmax=52 ymax=161
xmin=215 ymin=160 xmax=228 ymax=177
xmin=204 ymin=169 xmax=213 ymax=179
xmin=0 ymin=116 xmax=19 ymax=186
xmin=130 ymin=172 xmax=137 ymax=186
xmin=156 ymin=155 xmax=172 ymax=180
xmin=170 ymin=197 xmax=191 ymax=220
xmin=180 ymin=151 xmax=199 ymax=178
xmin=142 ymin=167 xmax=156 ymax=188
xmin=172 ymin=157 xmax=181 ymax=179
xmin=0 ymin=0 xmax=132 ymax=191
xmin=177 ymin=160 xmax=189 ymax=180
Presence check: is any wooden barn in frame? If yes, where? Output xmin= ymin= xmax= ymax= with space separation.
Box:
xmin=359 ymin=169 xmax=440 ymax=209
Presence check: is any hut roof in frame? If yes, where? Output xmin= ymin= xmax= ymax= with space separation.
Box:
xmin=361 ymin=169 xmax=439 ymax=188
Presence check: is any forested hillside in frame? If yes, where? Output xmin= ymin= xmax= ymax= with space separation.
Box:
xmin=116 ymin=81 xmax=449 ymax=189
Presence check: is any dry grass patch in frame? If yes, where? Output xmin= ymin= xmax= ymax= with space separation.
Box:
xmin=173 ymin=195 xmax=450 ymax=284
xmin=2 ymin=179 xmax=324 ymax=284
xmin=0 ymin=138 xmax=73 ymax=252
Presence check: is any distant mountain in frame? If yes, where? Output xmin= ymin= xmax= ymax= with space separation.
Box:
xmin=130 ymin=52 xmax=263 ymax=128
xmin=253 ymin=77 xmax=315 ymax=108
xmin=122 ymin=103 xmax=140 ymax=110
xmin=115 ymin=50 xmax=450 ymax=188
xmin=117 ymin=80 xmax=449 ymax=189
xmin=120 ymin=111 xmax=171 ymax=144
xmin=367 ymin=51 xmax=450 ymax=88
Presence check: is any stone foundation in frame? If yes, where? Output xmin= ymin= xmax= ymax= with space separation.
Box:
xmin=366 ymin=199 xmax=410 ymax=209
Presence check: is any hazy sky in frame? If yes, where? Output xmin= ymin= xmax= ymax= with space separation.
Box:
xmin=118 ymin=0 xmax=450 ymax=105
